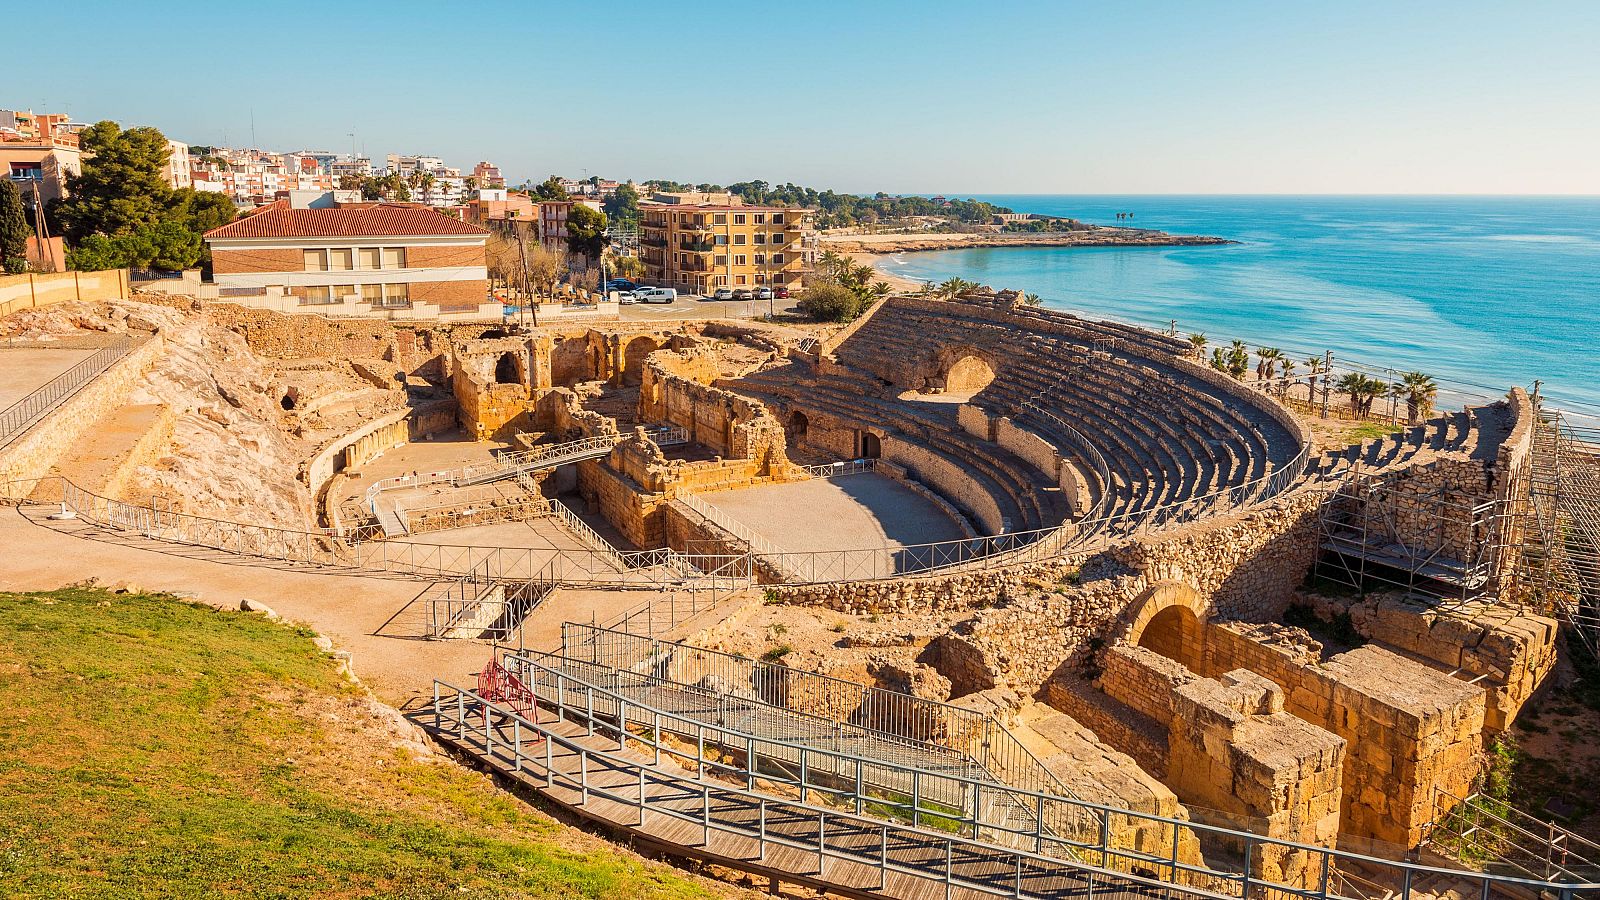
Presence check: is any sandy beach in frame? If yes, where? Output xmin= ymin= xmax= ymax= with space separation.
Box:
xmin=848 ymin=251 xmax=930 ymax=293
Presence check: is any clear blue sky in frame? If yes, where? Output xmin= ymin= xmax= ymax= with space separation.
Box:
xmin=10 ymin=1 xmax=1598 ymax=194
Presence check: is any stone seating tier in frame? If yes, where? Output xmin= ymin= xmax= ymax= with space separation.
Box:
xmin=730 ymin=373 xmax=1065 ymax=533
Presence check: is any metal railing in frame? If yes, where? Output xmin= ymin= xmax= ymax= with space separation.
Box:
xmin=0 ymin=337 xmax=139 ymax=451
xmin=1426 ymin=788 xmax=1600 ymax=884
xmin=431 ymin=679 xmax=1599 ymax=900
xmin=801 ymin=458 xmax=879 ymax=479
xmin=677 ymin=492 xmax=785 ymax=558
xmin=556 ymin=624 xmax=1086 ymax=823
xmin=425 ymin=557 xmax=560 ymax=641
xmin=363 ymin=426 xmax=691 ymax=509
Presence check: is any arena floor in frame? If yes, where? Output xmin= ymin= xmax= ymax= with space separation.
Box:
xmin=703 ymin=472 xmax=969 ymax=555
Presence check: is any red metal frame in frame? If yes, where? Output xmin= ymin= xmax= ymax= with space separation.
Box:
xmin=477 ymin=659 xmax=541 ymax=737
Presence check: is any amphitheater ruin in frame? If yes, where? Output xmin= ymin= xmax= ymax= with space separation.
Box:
xmin=2 ymin=280 xmax=1597 ymax=900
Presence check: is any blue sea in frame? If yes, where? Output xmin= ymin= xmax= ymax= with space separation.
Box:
xmin=878 ymin=196 xmax=1600 ymax=415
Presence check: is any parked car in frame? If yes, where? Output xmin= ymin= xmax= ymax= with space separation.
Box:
xmin=754 ymin=287 xmax=774 ymax=300
xmin=731 ymin=288 xmax=753 ymax=301
xmin=712 ymin=288 xmax=735 ymax=301
xmin=604 ymin=279 xmax=637 ymax=292
xmin=773 ymin=286 xmax=790 ymax=299
xmin=615 ymin=291 xmax=639 ymax=304
xmin=634 ymin=287 xmax=677 ymax=304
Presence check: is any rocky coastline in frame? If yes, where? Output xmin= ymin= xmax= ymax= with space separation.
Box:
xmin=821 ymin=227 xmax=1233 ymax=254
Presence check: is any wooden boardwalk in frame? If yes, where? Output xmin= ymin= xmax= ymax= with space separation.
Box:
xmin=427 ymin=688 xmax=1174 ymax=900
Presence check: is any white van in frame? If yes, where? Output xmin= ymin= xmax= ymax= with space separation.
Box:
xmin=635 ymin=287 xmax=677 ymax=304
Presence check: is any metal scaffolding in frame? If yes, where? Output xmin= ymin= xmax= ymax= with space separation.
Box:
xmin=1519 ymin=407 xmax=1600 ymax=657
xmin=1315 ymin=464 xmax=1514 ymax=608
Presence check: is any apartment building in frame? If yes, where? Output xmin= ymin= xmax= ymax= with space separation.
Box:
xmin=204 ymin=192 xmax=489 ymax=312
xmin=638 ymin=198 xmax=815 ymax=294
xmin=1 ymin=133 xmax=82 ymax=207
xmin=536 ymin=199 xmax=602 ymax=254
xmin=473 ymin=161 xmax=505 ymax=188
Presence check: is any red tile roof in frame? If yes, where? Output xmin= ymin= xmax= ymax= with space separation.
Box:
xmin=204 ymin=201 xmax=488 ymax=240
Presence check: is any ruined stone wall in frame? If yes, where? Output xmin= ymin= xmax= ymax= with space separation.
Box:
xmin=1166 ymin=670 xmax=1345 ymax=884
xmin=1312 ymin=594 xmax=1558 ymax=734
xmin=1202 ymin=621 xmax=1486 ymax=849
xmin=639 ymin=345 xmax=791 ymax=468
xmin=774 ymin=484 xmax=1329 ymax=697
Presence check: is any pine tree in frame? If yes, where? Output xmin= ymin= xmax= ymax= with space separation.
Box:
xmin=0 ymin=179 xmax=29 ymax=273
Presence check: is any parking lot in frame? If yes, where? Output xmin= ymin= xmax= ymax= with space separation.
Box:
xmin=617 ymin=294 xmax=803 ymax=322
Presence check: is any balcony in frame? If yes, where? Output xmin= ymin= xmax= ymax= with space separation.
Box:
xmin=642 ymin=237 xmax=668 ymax=248
xmin=677 ymin=239 xmax=715 ymax=253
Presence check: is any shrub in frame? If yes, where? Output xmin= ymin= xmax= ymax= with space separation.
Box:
xmin=797 ymin=281 xmax=861 ymax=323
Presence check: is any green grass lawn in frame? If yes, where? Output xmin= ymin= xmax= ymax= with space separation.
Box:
xmin=0 ymin=587 xmax=731 ymax=900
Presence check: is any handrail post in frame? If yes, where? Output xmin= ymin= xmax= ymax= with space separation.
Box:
xmin=817 ymin=809 xmax=825 ymax=875
xmin=945 ymin=839 xmax=953 ymax=900
xmin=580 ymin=750 xmax=589 ymax=805
xmin=877 ymin=825 xmax=888 ymax=890
xmin=638 ymin=766 xmax=647 ymax=826
xmin=702 ymin=783 xmax=710 ymax=846
xmin=759 ymin=798 xmax=767 ymax=861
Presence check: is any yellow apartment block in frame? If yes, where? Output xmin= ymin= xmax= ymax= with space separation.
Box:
xmin=639 ymin=201 xmax=815 ymax=294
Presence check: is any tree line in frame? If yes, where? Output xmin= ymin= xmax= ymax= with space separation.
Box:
xmin=18 ymin=122 xmax=239 ymax=272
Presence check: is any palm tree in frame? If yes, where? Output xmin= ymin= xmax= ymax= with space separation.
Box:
xmin=938 ymin=277 xmax=976 ymax=299
xmin=1226 ymin=340 xmax=1251 ymax=380
xmin=1022 ymin=292 xmax=1043 ymax=307
xmin=1277 ymin=357 xmax=1297 ymax=397
xmin=1397 ymin=371 xmax=1438 ymax=425
xmin=1188 ymin=332 xmax=1208 ymax=356
xmin=1255 ymin=347 xmax=1283 ymax=385
xmin=1210 ymin=347 xmax=1228 ymax=373
xmin=1304 ymin=356 xmax=1327 ymax=403
xmin=1336 ymin=372 xmax=1368 ymax=417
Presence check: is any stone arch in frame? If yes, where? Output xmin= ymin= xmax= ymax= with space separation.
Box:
xmin=788 ymin=410 xmax=809 ymax=444
xmin=929 ymin=346 xmax=998 ymax=393
xmin=621 ymin=335 xmax=661 ymax=386
xmin=860 ymin=431 xmax=882 ymax=460
xmin=1121 ymin=581 xmax=1209 ymax=671
xmin=494 ymin=352 xmax=521 ymax=385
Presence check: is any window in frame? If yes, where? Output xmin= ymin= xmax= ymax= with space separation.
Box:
xmin=754 ymin=253 xmax=766 ymax=265
xmin=714 ymin=276 xmax=726 ymax=286
xmin=714 ymin=256 xmax=728 ymax=266
xmin=772 ymin=253 xmax=785 ymax=264
xmin=382 ymin=247 xmax=406 ymax=268
xmin=733 ymin=234 xmax=746 ymax=245
xmin=733 ymin=214 xmax=746 ymax=225
xmin=360 ymin=284 xmax=384 ymax=304
xmin=383 ymin=284 xmax=410 ymax=307
xmin=755 ymin=214 xmax=766 ymax=224
xmin=715 ymin=234 xmax=728 ymax=245
xmin=358 ymin=247 xmax=381 ymax=269
xmin=735 ymin=254 xmax=747 ymax=266
xmin=772 ymin=213 xmax=785 ymax=224
xmin=301 ymin=286 xmax=334 ymax=305
xmin=714 ymin=214 xmax=726 ymax=225
xmin=303 ymin=249 xmax=327 ymax=271
xmin=755 ymin=273 xmax=767 ymax=284
xmin=735 ymin=275 xmax=747 ymax=285
xmin=328 ymin=248 xmax=354 ymax=271
xmin=770 ymin=232 xmax=785 ymax=245
xmin=754 ymin=233 xmax=766 ymax=244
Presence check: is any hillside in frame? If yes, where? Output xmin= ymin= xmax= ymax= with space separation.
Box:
xmin=0 ymin=587 xmax=746 ymax=900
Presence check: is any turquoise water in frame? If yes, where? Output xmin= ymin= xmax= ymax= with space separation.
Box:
xmin=880 ymin=196 xmax=1600 ymax=413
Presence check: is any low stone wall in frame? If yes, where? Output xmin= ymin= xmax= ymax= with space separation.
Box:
xmin=874 ymin=460 xmax=979 ymax=539
xmin=0 ymin=335 xmax=166 ymax=493
xmin=663 ymin=500 xmax=784 ymax=583
xmin=305 ymin=399 xmax=459 ymax=501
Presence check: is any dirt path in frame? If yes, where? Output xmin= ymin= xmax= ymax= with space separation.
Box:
xmin=0 ymin=503 xmax=589 ymax=707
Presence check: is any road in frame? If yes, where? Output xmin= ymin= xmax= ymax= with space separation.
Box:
xmin=617 ymin=295 xmax=803 ymax=322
